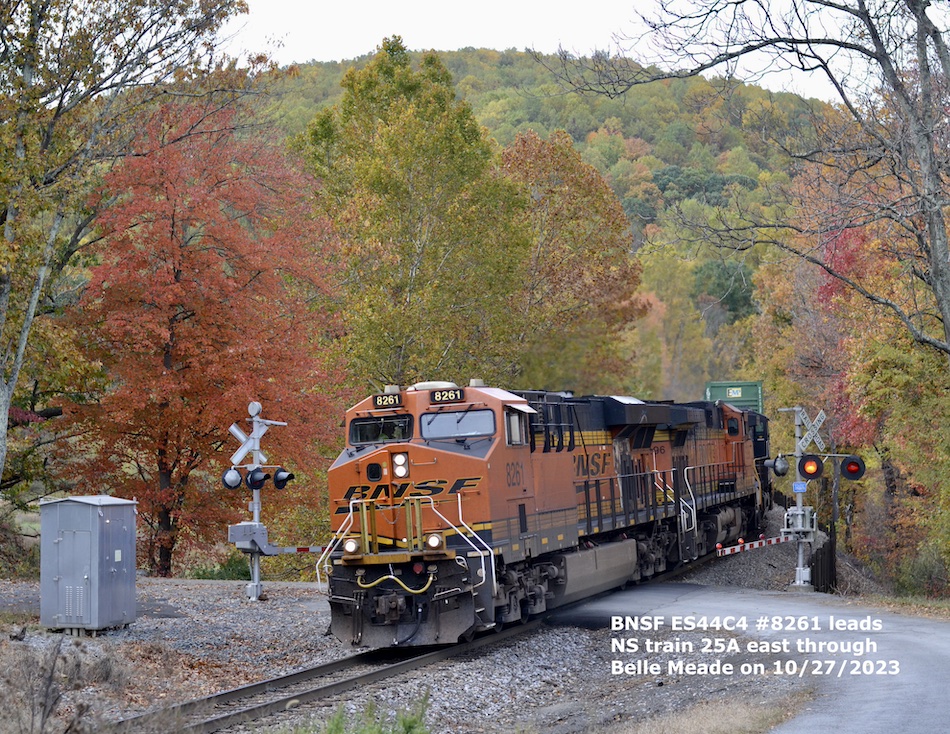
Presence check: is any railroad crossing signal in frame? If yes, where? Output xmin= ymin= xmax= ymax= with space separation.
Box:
xmin=222 ymin=401 xmax=293 ymax=602
xmin=795 ymin=453 xmax=866 ymax=482
xmin=780 ymin=404 xmax=865 ymax=591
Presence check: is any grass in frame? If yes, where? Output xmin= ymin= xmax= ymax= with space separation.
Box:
xmin=859 ymin=593 xmax=950 ymax=620
xmin=279 ymin=698 xmax=430 ymax=734
xmin=606 ymin=692 xmax=811 ymax=734
xmin=186 ymin=550 xmax=252 ymax=580
xmin=0 ymin=608 xmax=38 ymax=625
xmin=0 ymin=635 xmax=129 ymax=733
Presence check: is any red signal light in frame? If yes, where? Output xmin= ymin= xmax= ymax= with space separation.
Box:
xmin=798 ymin=454 xmax=823 ymax=479
xmin=841 ymin=455 xmax=866 ymax=481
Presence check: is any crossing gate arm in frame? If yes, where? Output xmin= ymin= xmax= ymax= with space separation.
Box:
xmin=270 ymin=545 xmax=326 ymax=555
xmin=716 ymin=535 xmax=791 ymax=556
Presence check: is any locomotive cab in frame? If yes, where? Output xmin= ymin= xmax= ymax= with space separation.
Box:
xmin=319 ymin=381 xmax=538 ymax=647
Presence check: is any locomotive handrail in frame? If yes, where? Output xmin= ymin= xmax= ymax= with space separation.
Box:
xmin=653 ymin=472 xmax=674 ymax=500
xmin=684 ymin=460 xmax=741 ymax=494
xmin=648 ymin=452 xmax=676 ymax=504
xmin=679 ymin=476 xmax=698 ymax=534
xmin=684 ymin=462 xmax=729 ymax=495
xmin=315 ymin=505 xmax=357 ymax=590
xmin=316 ymin=494 xmax=494 ymax=598
xmin=425 ymin=493 xmax=495 ymax=597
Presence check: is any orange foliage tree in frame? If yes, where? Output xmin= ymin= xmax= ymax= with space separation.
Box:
xmin=66 ymin=100 xmax=339 ymax=576
xmin=501 ymin=130 xmax=646 ymax=393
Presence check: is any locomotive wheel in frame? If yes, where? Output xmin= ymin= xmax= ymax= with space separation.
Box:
xmin=519 ymin=601 xmax=531 ymax=624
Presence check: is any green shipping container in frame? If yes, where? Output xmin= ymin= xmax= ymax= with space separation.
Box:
xmin=704 ymin=381 xmax=763 ymax=413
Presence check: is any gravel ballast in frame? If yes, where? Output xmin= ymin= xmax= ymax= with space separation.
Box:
xmin=0 ymin=512 xmax=879 ymax=733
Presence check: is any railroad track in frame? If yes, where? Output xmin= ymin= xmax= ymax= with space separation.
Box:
xmin=108 ymin=554 xmax=719 ymax=733
xmin=109 ymin=619 xmax=543 ymax=734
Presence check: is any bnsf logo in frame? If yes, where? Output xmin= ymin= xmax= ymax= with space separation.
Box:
xmin=335 ymin=477 xmax=482 ymax=513
xmin=574 ymin=451 xmax=611 ymax=478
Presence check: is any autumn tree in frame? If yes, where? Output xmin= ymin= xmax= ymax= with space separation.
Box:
xmin=68 ymin=100 xmax=336 ymax=577
xmin=744 ymin=223 xmax=950 ymax=590
xmin=302 ymin=37 xmax=531 ymax=389
xmin=303 ymin=39 xmax=654 ymax=394
xmin=0 ymin=0 xmax=249 ymax=491
xmin=544 ymin=0 xmax=950 ymax=365
xmin=500 ymin=130 xmax=645 ymax=393
xmin=625 ymin=247 xmax=717 ymax=399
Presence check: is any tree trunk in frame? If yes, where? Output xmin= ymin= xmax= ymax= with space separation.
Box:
xmin=156 ymin=506 xmax=175 ymax=578
xmin=155 ymin=458 xmax=177 ymax=578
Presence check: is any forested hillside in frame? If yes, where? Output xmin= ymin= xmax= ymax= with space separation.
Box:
xmin=2 ymin=16 xmax=947 ymax=596
xmin=271 ymin=46 xmax=820 ymax=400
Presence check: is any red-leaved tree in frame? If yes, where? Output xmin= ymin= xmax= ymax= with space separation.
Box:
xmin=66 ymin=100 xmax=340 ymax=576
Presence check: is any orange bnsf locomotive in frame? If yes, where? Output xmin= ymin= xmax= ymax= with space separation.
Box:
xmin=318 ymin=380 xmax=772 ymax=647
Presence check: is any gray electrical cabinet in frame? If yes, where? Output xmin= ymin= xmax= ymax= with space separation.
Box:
xmin=40 ymin=496 xmax=137 ymax=632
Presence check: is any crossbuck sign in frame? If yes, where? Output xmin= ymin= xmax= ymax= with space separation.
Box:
xmin=227 ymin=401 xmax=288 ymax=467
xmin=797 ymin=408 xmax=826 ymax=453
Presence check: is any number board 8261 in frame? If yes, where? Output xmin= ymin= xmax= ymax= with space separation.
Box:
xmin=430 ymin=388 xmax=465 ymax=404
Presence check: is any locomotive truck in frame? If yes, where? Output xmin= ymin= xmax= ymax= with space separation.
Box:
xmin=317 ymin=380 xmax=772 ymax=647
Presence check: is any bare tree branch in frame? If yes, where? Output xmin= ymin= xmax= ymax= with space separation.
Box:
xmin=539 ymin=0 xmax=950 ymax=362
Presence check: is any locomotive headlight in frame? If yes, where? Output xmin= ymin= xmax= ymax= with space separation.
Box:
xmin=393 ymin=452 xmax=409 ymax=478
xmin=424 ymin=533 xmax=443 ymax=550
xmin=342 ymin=538 xmax=360 ymax=554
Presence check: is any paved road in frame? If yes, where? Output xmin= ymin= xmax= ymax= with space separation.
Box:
xmin=550 ymin=582 xmax=949 ymax=733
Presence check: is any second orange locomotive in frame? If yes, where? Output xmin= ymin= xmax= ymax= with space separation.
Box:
xmin=318 ymin=380 xmax=772 ymax=647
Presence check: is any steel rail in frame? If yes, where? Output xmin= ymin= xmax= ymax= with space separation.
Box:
xmin=109 ymin=620 xmax=543 ymax=734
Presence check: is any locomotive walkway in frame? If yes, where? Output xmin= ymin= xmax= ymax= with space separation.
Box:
xmin=551 ymin=582 xmax=950 ymax=733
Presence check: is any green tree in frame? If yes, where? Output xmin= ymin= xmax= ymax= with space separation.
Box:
xmin=691 ymin=259 xmax=756 ymax=335
xmin=302 ymin=37 xmax=530 ymax=389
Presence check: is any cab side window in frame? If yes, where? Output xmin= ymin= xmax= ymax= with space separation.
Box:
xmin=506 ymin=409 xmax=527 ymax=446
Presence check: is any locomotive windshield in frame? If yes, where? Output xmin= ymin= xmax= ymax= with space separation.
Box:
xmin=420 ymin=409 xmax=495 ymax=440
xmin=349 ymin=415 xmax=413 ymax=444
